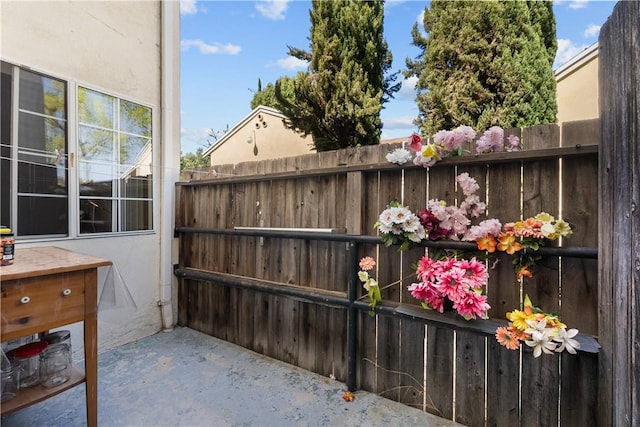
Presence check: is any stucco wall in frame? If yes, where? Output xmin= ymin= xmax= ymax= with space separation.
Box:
xmin=210 ymin=112 xmax=313 ymax=165
xmin=1 ymin=1 xmax=166 ymax=357
xmin=556 ymin=55 xmax=599 ymax=124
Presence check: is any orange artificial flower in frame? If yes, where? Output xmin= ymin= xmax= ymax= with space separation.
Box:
xmin=476 ymin=235 xmax=497 ymax=253
xmin=496 ymin=326 xmax=521 ymax=350
xmin=517 ymin=265 xmax=533 ymax=279
xmin=497 ymin=232 xmax=522 ymax=255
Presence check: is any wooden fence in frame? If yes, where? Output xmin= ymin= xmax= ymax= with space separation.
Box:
xmin=175 ymin=4 xmax=639 ymax=425
xmin=176 ymin=118 xmax=602 ymax=427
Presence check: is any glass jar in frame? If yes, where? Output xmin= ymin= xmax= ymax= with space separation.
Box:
xmin=0 ymin=228 xmax=15 ymax=266
xmin=1 ymin=365 xmax=19 ymax=402
xmin=40 ymin=344 xmax=72 ymax=388
xmin=42 ymin=330 xmax=71 ymax=352
xmin=13 ymin=341 xmax=48 ymax=388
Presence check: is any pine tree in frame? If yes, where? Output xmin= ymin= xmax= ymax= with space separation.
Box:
xmin=405 ymin=0 xmax=557 ymax=135
xmin=275 ymin=0 xmax=399 ymax=151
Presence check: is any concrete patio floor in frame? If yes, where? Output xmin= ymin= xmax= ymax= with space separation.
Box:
xmin=2 ymin=327 xmax=462 ymax=427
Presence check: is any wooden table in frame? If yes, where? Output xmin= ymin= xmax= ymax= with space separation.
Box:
xmin=1 ymin=246 xmax=111 ymax=427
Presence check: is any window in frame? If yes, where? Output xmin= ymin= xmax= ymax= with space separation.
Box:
xmin=78 ymin=87 xmax=153 ymax=234
xmin=1 ymin=62 xmax=68 ymax=237
xmin=0 ymin=61 xmax=153 ymax=238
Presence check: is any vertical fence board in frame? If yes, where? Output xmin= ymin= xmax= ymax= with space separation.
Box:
xmin=454 ymin=331 xmax=486 ymax=427
xmin=598 ymin=3 xmax=640 ymax=424
xmin=375 ymin=168 xmax=403 ymax=400
xmin=561 ymin=154 xmax=598 ymax=335
xmin=425 ymin=326 xmax=454 ymax=419
xmin=486 ymin=340 xmax=520 ymax=426
xmin=486 ymin=162 xmax=522 ymax=318
xmin=560 ymin=353 xmax=598 ymax=425
xmin=521 ymin=354 xmax=560 ymax=427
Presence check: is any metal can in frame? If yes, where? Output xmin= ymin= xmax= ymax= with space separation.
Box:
xmin=0 ymin=228 xmax=15 ymax=266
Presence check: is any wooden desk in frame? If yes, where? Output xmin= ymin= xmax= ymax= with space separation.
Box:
xmin=1 ymin=246 xmax=111 ymax=427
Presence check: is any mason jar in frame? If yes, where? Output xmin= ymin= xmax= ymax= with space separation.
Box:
xmin=13 ymin=341 xmax=48 ymax=388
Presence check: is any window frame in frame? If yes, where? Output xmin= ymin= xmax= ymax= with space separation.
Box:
xmin=1 ymin=60 xmax=156 ymax=240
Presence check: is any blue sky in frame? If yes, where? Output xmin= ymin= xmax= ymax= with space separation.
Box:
xmin=180 ymin=0 xmax=617 ymax=154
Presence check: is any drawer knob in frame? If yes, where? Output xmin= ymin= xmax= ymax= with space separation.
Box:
xmin=20 ymin=296 xmax=30 ymax=304
xmin=62 ymin=288 xmax=72 ymax=296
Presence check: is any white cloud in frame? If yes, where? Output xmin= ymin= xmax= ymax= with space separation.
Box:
xmin=180 ymin=0 xmax=198 ymax=15
xmin=275 ymin=56 xmax=308 ymax=70
xmin=181 ymin=39 xmax=241 ymax=55
xmin=180 ymin=127 xmax=213 ymax=153
xmin=398 ymin=76 xmax=418 ymax=100
xmin=583 ymin=24 xmax=601 ymax=38
xmin=554 ymin=38 xmax=589 ymax=68
xmin=255 ymin=0 xmax=289 ymax=20
xmin=569 ymin=0 xmax=588 ymax=9
xmin=383 ymin=116 xmax=416 ymax=130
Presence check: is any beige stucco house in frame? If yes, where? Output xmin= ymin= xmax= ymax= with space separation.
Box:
xmin=1 ymin=1 xmax=180 ymax=356
xmin=555 ymin=43 xmax=599 ymax=124
xmin=204 ymin=106 xmax=313 ymax=165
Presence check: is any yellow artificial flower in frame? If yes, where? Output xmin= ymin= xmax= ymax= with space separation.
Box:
xmin=554 ymin=219 xmax=573 ymax=237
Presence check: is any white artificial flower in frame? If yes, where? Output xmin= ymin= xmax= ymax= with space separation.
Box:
xmin=389 ymin=206 xmax=412 ymax=225
xmin=364 ymin=278 xmax=378 ymax=291
xmin=386 ymin=148 xmax=412 ymax=165
xmin=553 ymin=328 xmax=580 ymax=354
xmin=358 ymin=271 xmax=369 ymax=283
xmin=525 ymin=330 xmax=557 ymax=358
xmin=540 ymin=222 xmax=556 ymax=238
xmin=402 ymin=215 xmax=421 ymax=233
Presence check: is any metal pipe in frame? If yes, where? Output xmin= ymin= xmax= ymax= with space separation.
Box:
xmin=174 ymin=267 xmax=600 ymax=355
xmin=346 ymin=241 xmax=358 ymax=392
xmin=174 ymin=227 xmax=598 ymax=259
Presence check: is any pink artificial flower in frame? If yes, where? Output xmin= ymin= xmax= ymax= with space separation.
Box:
xmin=408 ymin=281 xmax=444 ymax=313
xmin=409 ymin=133 xmax=423 ymax=152
xmin=507 ymin=134 xmax=520 ymax=152
xmin=453 ymin=291 xmax=490 ymax=320
xmin=456 ymin=172 xmax=480 ymax=196
xmin=436 ymin=267 xmax=468 ymax=301
xmin=359 ymin=256 xmax=376 ymax=271
xmin=476 ymin=126 xmax=505 ymax=154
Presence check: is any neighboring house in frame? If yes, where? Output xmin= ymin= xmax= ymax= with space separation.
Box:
xmin=1 ymin=1 xmax=180 ymax=355
xmin=555 ymin=42 xmax=599 ymax=124
xmin=204 ymin=106 xmax=313 ymax=165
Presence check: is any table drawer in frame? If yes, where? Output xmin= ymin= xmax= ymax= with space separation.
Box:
xmin=1 ymin=270 xmax=86 ymax=338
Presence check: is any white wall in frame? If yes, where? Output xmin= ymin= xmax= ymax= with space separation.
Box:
xmin=1 ymin=1 xmax=178 ymax=357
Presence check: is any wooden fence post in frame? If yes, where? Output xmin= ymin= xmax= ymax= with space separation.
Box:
xmin=598 ymin=2 xmax=640 ymax=425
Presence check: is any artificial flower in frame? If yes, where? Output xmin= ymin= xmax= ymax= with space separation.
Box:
xmin=408 ymin=133 xmax=422 ymax=152
xmin=385 ymin=148 xmax=413 ymax=165
xmin=497 ymin=232 xmax=522 ymax=255
xmin=496 ymin=326 xmax=521 ymax=350
xmin=525 ymin=330 xmax=557 ymax=357
xmin=476 ymin=235 xmax=497 ymax=253
xmin=358 ymin=257 xmax=382 ymax=314
xmin=516 ymin=265 xmax=533 ymax=279
xmin=375 ymin=202 xmax=426 ymax=251
xmin=553 ymin=328 xmax=580 ymax=354
xmin=359 ymin=256 xmax=376 ymax=271
xmin=476 ymin=126 xmax=505 ymax=153
xmin=497 ymin=295 xmax=580 ymax=357
xmin=409 ymin=256 xmax=490 ymax=320
xmin=387 ymin=125 xmax=519 ymax=168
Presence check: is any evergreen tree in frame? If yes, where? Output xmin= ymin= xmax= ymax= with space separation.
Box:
xmin=250 ymin=76 xmax=296 ymax=111
xmin=275 ymin=0 xmax=399 ymax=151
xmin=405 ymin=0 xmax=557 ymax=135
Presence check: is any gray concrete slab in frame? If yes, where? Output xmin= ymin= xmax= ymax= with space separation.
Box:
xmin=2 ymin=327 xmax=463 ymax=427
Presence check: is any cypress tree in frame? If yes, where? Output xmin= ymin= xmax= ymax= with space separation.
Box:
xmin=275 ymin=0 xmax=399 ymax=151
xmin=405 ymin=0 xmax=557 ymax=135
